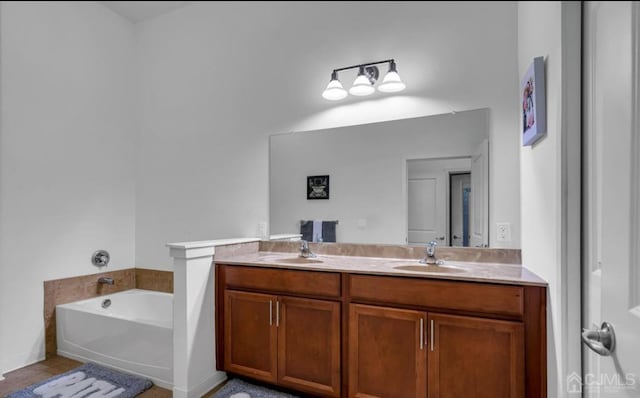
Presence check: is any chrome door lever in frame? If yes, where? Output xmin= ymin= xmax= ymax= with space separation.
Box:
xmin=582 ymin=322 xmax=616 ymax=356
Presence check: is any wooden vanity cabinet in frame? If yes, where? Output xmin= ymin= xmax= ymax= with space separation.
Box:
xmin=347 ymin=306 xmax=524 ymax=398
xmin=224 ymin=290 xmax=277 ymax=383
xmin=219 ymin=265 xmax=342 ymax=397
xmin=427 ymin=313 xmax=524 ymax=398
xmin=348 ymin=304 xmax=427 ymax=398
xmin=278 ymin=296 xmax=341 ymax=396
xmin=216 ymin=264 xmax=546 ymax=398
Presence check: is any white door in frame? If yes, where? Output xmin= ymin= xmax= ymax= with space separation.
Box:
xmin=407 ymin=174 xmax=445 ymax=245
xmin=582 ymin=2 xmax=640 ymax=396
xmin=450 ymin=173 xmax=471 ymax=247
xmin=470 ymin=140 xmax=489 ymax=247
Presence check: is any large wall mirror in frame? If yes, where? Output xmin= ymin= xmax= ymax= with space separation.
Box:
xmin=269 ymin=108 xmax=494 ymax=247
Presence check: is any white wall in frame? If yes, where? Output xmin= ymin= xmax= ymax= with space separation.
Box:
xmin=518 ymin=2 xmax=581 ymax=397
xmin=270 ymin=110 xmax=486 ymax=244
xmin=0 ymin=2 xmax=136 ymax=372
xmin=0 ymin=0 xmax=523 ymax=375
xmin=135 ymin=1 xmax=521 ymax=270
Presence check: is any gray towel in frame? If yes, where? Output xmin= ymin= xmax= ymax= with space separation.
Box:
xmin=300 ymin=221 xmax=313 ymax=241
xmin=322 ymin=221 xmax=337 ymax=243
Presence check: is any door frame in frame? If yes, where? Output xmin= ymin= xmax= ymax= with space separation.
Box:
xmin=449 ymin=172 xmax=471 ymax=247
xmin=561 ymin=2 xmax=583 ymax=393
xmin=402 ymin=156 xmax=473 ymax=246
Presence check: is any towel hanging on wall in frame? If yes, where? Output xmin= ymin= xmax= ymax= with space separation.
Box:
xmin=299 ymin=220 xmax=338 ymax=243
xmin=312 ymin=220 xmax=323 ymax=242
xmin=300 ymin=220 xmax=313 ymax=242
xmin=322 ymin=221 xmax=337 ymax=242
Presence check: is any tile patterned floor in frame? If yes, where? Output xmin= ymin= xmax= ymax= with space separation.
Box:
xmin=0 ymin=356 xmax=221 ymax=397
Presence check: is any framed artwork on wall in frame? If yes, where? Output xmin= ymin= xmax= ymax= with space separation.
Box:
xmin=307 ymin=175 xmax=330 ymax=199
xmin=521 ymin=56 xmax=546 ymax=146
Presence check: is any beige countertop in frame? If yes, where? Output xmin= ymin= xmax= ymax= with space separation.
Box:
xmin=216 ymin=251 xmax=547 ymax=287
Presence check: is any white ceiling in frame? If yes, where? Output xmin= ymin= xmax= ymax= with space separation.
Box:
xmin=101 ymin=1 xmax=189 ymax=23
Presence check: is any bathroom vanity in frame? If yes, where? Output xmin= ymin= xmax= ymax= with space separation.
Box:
xmin=214 ymin=242 xmax=546 ymax=398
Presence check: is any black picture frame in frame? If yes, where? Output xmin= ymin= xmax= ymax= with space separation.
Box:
xmin=307 ymin=175 xmax=330 ymax=200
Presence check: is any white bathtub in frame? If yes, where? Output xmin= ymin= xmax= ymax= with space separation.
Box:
xmin=56 ymin=289 xmax=173 ymax=388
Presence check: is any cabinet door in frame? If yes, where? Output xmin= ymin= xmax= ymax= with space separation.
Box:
xmin=224 ymin=290 xmax=277 ymax=383
xmin=428 ymin=313 xmax=524 ymax=398
xmin=277 ymin=296 xmax=341 ymax=397
xmin=349 ymin=304 xmax=427 ymax=398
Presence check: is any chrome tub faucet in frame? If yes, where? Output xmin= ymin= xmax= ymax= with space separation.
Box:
xmin=98 ymin=277 xmax=114 ymax=285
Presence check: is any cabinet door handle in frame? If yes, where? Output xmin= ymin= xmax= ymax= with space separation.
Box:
xmin=430 ymin=319 xmax=435 ymax=351
xmin=269 ymin=300 xmax=273 ymax=326
xmin=276 ymin=301 xmax=280 ymax=327
xmin=420 ymin=318 xmax=424 ymax=350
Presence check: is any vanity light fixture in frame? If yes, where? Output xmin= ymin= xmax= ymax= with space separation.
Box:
xmin=378 ymin=60 xmax=406 ymax=93
xmin=349 ymin=66 xmax=377 ymax=96
xmin=322 ymin=59 xmax=406 ymax=101
xmin=322 ymin=71 xmax=348 ymax=100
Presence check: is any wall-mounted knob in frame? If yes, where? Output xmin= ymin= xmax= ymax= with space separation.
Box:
xmin=92 ymin=250 xmax=110 ymax=267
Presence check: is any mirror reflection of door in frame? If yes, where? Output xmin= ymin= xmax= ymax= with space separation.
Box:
xmin=407 ymin=172 xmax=445 ymax=245
xmin=470 ymin=139 xmax=489 ymax=247
xmin=407 ymin=157 xmax=472 ymax=247
xmin=450 ymin=173 xmax=471 ymax=247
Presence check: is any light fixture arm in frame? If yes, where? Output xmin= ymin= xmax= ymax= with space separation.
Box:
xmin=332 ymin=59 xmax=396 ymax=74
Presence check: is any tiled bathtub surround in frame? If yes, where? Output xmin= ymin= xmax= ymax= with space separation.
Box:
xmin=135 ymin=268 xmax=174 ymax=293
xmin=258 ymin=241 xmax=522 ymax=264
xmin=44 ymin=268 xmax=173 ymax=358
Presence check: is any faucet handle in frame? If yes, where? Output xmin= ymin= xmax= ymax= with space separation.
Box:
xmin=426 ymin=240 xmax=437 ymax=256
xmin=300 ymin=240 xmax=309 ymax=250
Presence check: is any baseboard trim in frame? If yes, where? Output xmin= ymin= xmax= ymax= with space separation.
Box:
xmin=4 ymin=355 xmax=45 ymax=375
xmin=173 ymin=372 xmax=227 ymax=398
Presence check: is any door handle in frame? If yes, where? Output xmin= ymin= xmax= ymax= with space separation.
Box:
xmin=419 ymin=318 xmax=424 ymax=350
xmin=453 ymin=235 xmax=461 ymax=239
xmin=430 ymin=319 xmax=434 ymax=351
xmin=582 ymin=322 xmax=616 ymax=356
xmin=436 ymin=236 xmax=445 ymax=240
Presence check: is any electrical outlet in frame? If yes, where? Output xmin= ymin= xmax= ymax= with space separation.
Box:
xmin=496 ymin=222 xmax=512 ymax=242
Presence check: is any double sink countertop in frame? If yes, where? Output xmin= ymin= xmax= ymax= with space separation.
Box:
xmin=215 ymin=249 xmax=547 ymax=287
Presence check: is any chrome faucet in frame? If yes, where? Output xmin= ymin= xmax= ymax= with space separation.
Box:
xmin=98 ymin=277 xmax=114 ymax=285
xmin=299 ymin=240 xmax=316 ymax=258
xmin=420 ymin=240 xmax=443 ymax=265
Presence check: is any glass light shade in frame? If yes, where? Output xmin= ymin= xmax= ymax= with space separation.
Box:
xmin=349 ymin=72 xmax=375 ymax=96
xmin=322 ymin=79 xmax=348 ymax=101
xmin=378 ymin=71 xmax=406 ymax=93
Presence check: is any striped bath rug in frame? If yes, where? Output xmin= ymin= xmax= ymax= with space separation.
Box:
xmin=6 ymin=362 xmax=153 ymax=398
xmin=212 ymin=379 xmax=299 ymax=398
